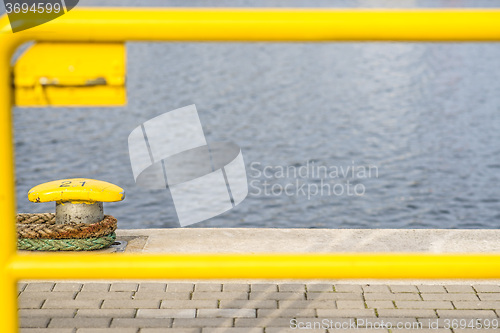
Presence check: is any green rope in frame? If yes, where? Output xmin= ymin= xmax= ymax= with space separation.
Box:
xmin=18 ymin=233 xmax=116 ymax=251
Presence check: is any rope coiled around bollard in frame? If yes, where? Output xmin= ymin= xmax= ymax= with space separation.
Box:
xmin=17 ymin=233 xmax=116 ymax=251
xmin=16 ymin=213 xmax=117 ymax=251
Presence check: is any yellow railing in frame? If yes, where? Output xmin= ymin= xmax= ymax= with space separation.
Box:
xmin=2 ymin=8 xmax=500 ymax=332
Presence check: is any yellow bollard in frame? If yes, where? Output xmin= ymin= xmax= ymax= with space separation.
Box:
xmin=28 ymin=178 xmax=125 ymax=224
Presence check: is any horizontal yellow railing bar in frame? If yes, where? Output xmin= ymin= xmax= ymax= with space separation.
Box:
xmin=2 ymin=7 xmax=500 ymax=332
xmin=9 ymin=253 xmax=500 ymax=279
xmin=2 ymin=8 xmax=500 ymax=44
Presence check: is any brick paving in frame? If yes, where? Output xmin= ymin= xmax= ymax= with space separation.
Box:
xmin=18 ymin=282 xmax=500 ymax=332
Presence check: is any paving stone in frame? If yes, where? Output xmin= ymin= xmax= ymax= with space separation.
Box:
xmin=316 ymin=309 xmax=376 ymax=317
xmin=173 ymin=318 xmax=233 ymax=328
xmin=202 ymin=329 xmax=263 ymax=333
xmin=110 ymin=283 xmax=138 ymax=292
xmin=421 ymin=293 xmax=479 ymax=301
xmin=76 ymin=292 xmax=133 ymax=300
xmin=101 ymin=300 xmax=160 ymax=309
xmin=77 ymin=329 xmax=137 ymax=333
xmin=195 ymin=284 xmax=222 ymax=292
xmin=395 ymin=301 xmax=453 ymax=309
xmin=473 ymin=285 xmax=500 ymax=293
xmin=20 ymin=317 xmax=50 ymax=328
xmin=43 ymin=299 xmax=102 ymax=309
xmin=389 ymin=285 xmax=419 ymax=293
xmin=19 ymin=309 xmax=76 ymax=318
xmin=279 ymin=300 xmax=336 ymax=309
xmin=166 ymin=283 xmax=194 ymax=292
xmin=392 ymin=328 xmax=452 ymax=333
xmin=137 ymin=309 xmax=196 ymax=318
xmin=257 ymin=308 xmax=316 ymax=318
xmin=192 ymin=292 xmax=247 ymax=300
xmin=137 ymin=283 xmax=166 ymax=292
xmin=161 ymin=300 xmax=218 ymax=309
xmin=267 ymin=329 xmax=327 ymax=333
xmin=20 ymin=292 xmax=77 ymax=300
xmin=445 ymin=285 xmax=475 ymax=293
xmin=365 ymin=300 xmax=395 ymax=309
xmin=364 ymin=293 xmax=421 ymax=301
xmin=234 ymin=318 xmax=293 ymax=327
xmin=307 ymin=284 xmax=334 ymax=292
xmin=334 ymin=284 xmax=363 ymax=293
xmin=19 ymin=299 xmax=44 ymax=309
xmin=477 ymin=293 xmax=500 ymax=301
xmin=141 ymin=329 xmax=200 ymax=333
xmin=197 ymin=309 xmax=256 ymax=318
xmin=76 ymin=309 xmax=136 ymax=318
xmin=363 ymin=285 xmax=391 ymax=293
xmin=21 ymin=329 xmax=74 ymax=333
xmin=453 ymin=301 xmax=500 ymax=309
xmin=436 ymin=309 xmax=498 ymax=318
xmin=336 ymin=300 xmax=366 ymax=309
xmin=417 ymin=285 xmax=447 ymax=293
xmin=307 ymin=293 xmax=362 ymax=300
xmin=48 ymin=318 xmax=111 ymax=328
xmin=19 ymin=282 xmax=500 ymax=333
xmin=219 ymin=300 xmax=277 ymax=309
xmin=250 ymin=292 xmax=305 ymax=300
xmin=326 ymin=330 xmax=387 ymax=333
xmin=133 ymin=292 xmax=191 ymax=300
xmin=18 ymin=282 xmax=28 ymax=293
xmin=222 ymin=284 xmax=249 ymax=292
xmin=278 ymin=284 xmax=305 ymax=292
xmin=357 ymin=317 xmax=419 ymax=328
xmin=251 ymin=284 xmax=278 ymax=292
xmin=81 ymin=284 xmax=110 ymax=292
xmin=297 ymin=318 xmax=362 ymax=330
xmin=53 ymin=283 xmax=83 ymax=292
xmin=454 ymin=330 xmax=500 ymax=333
xmin=427 ymin=319 xmax=489 ymax=329
xmin=376 ymin=309 xmax=437 ymax=318
xmin=25 ymin=283 xmax=55 ymax=292
xmin=317 ymin=317 xmax=360 ymax=328
xmin=111 ymin=318 xmax=172 ymax=328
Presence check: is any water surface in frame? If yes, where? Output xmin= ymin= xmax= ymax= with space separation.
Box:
xmin=11 ymin=0 xmax=500 ymax=229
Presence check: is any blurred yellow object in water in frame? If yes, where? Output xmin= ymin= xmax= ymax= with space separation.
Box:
xmin=14 ymin=43 xmax=126 ymax=107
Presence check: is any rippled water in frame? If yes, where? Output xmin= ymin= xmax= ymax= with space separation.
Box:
xmin=10 ymin=0 xmax=500 ymax=229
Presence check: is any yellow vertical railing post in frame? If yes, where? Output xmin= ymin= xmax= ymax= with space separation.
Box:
xmin=0 ymin=16 xmax=21 ymax=333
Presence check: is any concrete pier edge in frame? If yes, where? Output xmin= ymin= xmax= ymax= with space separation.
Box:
xmin=21 ymin=228 xmax=500 ymax=284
